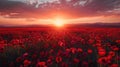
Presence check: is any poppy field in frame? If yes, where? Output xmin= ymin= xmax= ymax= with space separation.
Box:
xmin=0 ymin=28 xmax=120 ymax=67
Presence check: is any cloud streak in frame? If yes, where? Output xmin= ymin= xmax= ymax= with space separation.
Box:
xmin=0 ymin=0 xmax=119 ymax=18
xmin=0 ymin=0 xmax=120 ymax=26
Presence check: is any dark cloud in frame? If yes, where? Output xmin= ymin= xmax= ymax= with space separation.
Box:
xmin=86 ymin=0 xmax=119 ymax=12
xmin=0 ymin=0 xmax=120 ymax=18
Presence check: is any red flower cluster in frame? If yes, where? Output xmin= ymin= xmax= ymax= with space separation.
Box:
xmin=0 ymin=28 xmax=119 ymax=67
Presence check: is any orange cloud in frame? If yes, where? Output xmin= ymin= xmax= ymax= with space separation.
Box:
xmin=0 ymin=15 xmax=120 ymax=26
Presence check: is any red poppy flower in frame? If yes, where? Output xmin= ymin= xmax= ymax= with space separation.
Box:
xmin=109 ymin=51 xmax=115 ymax=57
xmin=23 ymin=59 xmax=31 ymax=67
xmin=23 ymin=52 xmax=29 ymax=58
xmin=0 ymin=48 xmax=4 ymax=53
xmin=47 ymin=59 xmax=52 ymax=65
xmin=87 ymin=49 xmax=93 ymax=54
xmin=106 ymin=55 xmax=112 ymax=61
xmin=48 ymin=56 xmax=54 ymax=60
xmin=95 ymin=43 xmax=101 ymax=47
xmin=66 ymin=48 xmax=70 ymax=53
xmin=88 ymin=39 xmax=94 ymax=44
xmin=82 ymin=61 xmax=88 ymax=67
xmin=112 ymin=47 xmax=119 ymax=51
xmin=16 ymin=57 xmax=22 ymax=63
xmin=37 ymin=61 xmax=47 ymax=67
xmin=56 ymin=56 xmax=62 ymax=63
xmin=77 ymin=48 xmax=83 ymax=53
xmin=116 ymin=40 xmax=120 ymax=44
xmin=61 ymin=62 xmax=68 ymax=67
xmin=116 ymin=56 xmax=120 ymax=61
xmin=0 ymin=42 xmax=5 ymax=50
xmin=73 ymin=58 xmax=80 ymax=64
xmin=98 ymin=48 xmax=106 ymax=56
xmin=58 ymin=41 xmax=65 ymax=47
xmin=110 ymin=64 xmax=118 ymax=67
xmin=71 ymin=48 xmax=76 ymax=54
xmin=32 ymin=54 xmax=37 ymax=59
xmin=97 ymin=57 xmax=106 ymax=64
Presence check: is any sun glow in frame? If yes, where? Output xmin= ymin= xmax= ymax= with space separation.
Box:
xmin=53 ymin=18 xmax=65 ymax=27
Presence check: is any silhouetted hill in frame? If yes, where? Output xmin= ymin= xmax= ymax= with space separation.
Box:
xmin=0 ymin=22 xmax=120 ymax=28
xmin=66 ymin=23 xmax=120 ymax=28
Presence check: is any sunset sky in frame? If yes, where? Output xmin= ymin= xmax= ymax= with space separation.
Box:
xmin=0 ymin=0 xmax=120 ymax=26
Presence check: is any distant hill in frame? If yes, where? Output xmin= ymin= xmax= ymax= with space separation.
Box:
xmin=0 ymin=22 xmax=120 ymax=28
xmin=65 ymin=23 xmax=120 ymax=28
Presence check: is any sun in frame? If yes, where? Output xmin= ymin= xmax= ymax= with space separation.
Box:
xmin=53 ymin=18 xmax=65 ymax=27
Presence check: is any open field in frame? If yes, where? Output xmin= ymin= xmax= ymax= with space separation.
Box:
xmin=0 ymin=28 xmax=120 ymax=67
